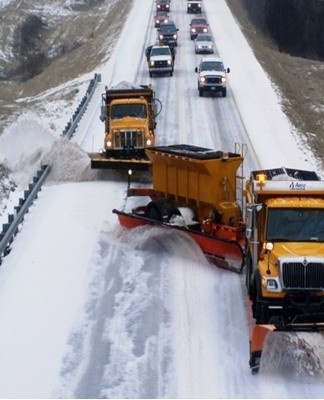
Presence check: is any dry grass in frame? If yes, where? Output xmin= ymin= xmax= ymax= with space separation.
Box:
xmin=0 ymin=0 xmax=133 ymax=133
xmin=225 ymin=0 xmax=324 ymax=168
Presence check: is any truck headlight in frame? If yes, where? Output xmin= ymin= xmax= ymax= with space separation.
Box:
xmin=167 ymin=59 xmax=172 ymax=65
xmin=159 ymin=34 xmax=164 ymax=40
xmin=106 ymin=140 xmax=112 ymax=148
xmin=262 ymin=277 xmax=281 ymax=292
xmin=150 ymin=60 xmax=155 ymax=66
xmin=203 ymin=28 xmax=208 ymax=32
xmin=173 ymin=34 xmax=177 ymax=40
xmin=146 ymin=139 xmax=152 ymax=146
xmin=221 ymin=77 xmax=227 ymax=83
xmin=191 ymin=28 xmax=196 ymax=33
xmin=199 ymin=76 xmax=206 ymax=83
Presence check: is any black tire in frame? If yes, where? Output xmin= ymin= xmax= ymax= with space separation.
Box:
xmin=245 ymin=250 xmax=254 ymax=298
xmin=144 ymin=202 xmax=163 ymax=222
xmin=253 ymin=271 xmax=270 ymax=324
xmin=170 ymin=70 xmax=173 ymax=77
xmin=149 ymin=71 xmax=153 ymax=78
xmin=199 ymin=88 xmax=204 ymax=97
xmin=222 ymin=88 xmax=227 ymax=97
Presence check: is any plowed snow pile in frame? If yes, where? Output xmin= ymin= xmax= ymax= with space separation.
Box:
xmin=260 ymin=331 xmax=324 ymax=382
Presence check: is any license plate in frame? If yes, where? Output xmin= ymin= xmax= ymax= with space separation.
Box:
xmin=211 ymin=86 xmax=216 ymax=90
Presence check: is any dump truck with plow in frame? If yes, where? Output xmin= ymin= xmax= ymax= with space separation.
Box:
xmin=89 ymin=81 xmax=162 ymax=171
xmin=245 ymin=167 xmax=324 ymax=373
xmin=113 ymin=143 xmax=246 ymax=273
xmin=112 ymin=144 xmax=324 ymax=373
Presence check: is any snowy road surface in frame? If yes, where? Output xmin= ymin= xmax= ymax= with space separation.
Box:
xmin=0 ymin=0 xmax=323 ymax=397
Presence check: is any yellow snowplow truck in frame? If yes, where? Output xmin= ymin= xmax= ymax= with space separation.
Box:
xmin=89 ymin=81 xmax=162 ymax=171
xmin=245 ymin=166 xmax=324 ymax=325
xmin=245 ymin=166 xmax=324 ymax=372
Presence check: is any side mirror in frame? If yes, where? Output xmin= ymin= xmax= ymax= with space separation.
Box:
xmin=227 ymin=67 xmax=230 ymax=73
xmin=195 ymin=67 xmax=198 ymax=73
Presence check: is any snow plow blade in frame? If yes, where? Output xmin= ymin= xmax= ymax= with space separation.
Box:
xmin=249 ymin=322 xmax=324 ymax=374
xmin=89 ymin=152 xmax=151 ymax=171
xmin=112 ymin=208 xmax=245 ymax=273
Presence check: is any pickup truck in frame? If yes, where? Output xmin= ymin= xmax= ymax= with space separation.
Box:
xmin=158 ymin=21 xmax=179 ymax=47
xmin=146 ymin=45 xmax=175 ymax=77
xmin=195 ymin=57 xmax=230 ymax=97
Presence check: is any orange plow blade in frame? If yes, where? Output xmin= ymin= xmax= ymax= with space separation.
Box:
xmin=249 ymin=324 xmax=276 ymax=374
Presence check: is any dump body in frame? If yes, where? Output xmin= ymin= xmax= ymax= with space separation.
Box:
xmin=90 ymin=81 xmax=159 ymax=170
xmin=113 ymin=144 xmax=246 ymax=272
xmin=245 ymin=166 xmax=324 ymax=325
xmin=146 ymin=145 xmax=243 ymax=226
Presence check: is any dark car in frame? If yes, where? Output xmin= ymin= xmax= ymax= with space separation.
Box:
xmin=158 ymin=21 xmax=179 ymax=47
xmin=189 ymin=17 xmax=209 ymax=40
xmin=187 ymin=0 xmax=202 ymax=14
xmin=154 ymin=11 xmax=169 ymax=28
xmin=156 ymin=0 xmax=170 ymax=12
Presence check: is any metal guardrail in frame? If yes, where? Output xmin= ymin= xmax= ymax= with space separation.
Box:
xmin=62 ymin=72 xmax=101 ymax=139
xmin=0 ymin=72 xmax=102 ymax=263
xmin=0 ymin=164 xmax=51 ymax=263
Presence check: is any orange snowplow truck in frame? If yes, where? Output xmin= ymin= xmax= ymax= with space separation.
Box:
xmin=90 ymin=81 xmax=161 ymax=171
xmin=113 ymin=143 xmax=246 ymax=272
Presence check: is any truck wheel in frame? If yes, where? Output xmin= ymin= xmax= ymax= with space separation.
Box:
xmin=144 ymin=202 xmax=163 ymax=222
xmin=222 ymin=88 xmax=227 ymax=97
xmin=199 ymin=88 xmax=204 ymax=97
xmin=245 ymin=251 xmax=254 ymax=298
xmin=253 ymin=271 xmax=270 ymax=324
xmin=149 ymin=72 xmax=153 ymax=78
xmin=170 ymin=70 xmax=173 ymax=77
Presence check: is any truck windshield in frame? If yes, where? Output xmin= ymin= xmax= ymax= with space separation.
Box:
xmin=111 ymin=104 xmax=147 ymax=119
xmin=151 ymin=48 xmax=170 ymax=56
xmin=201 ymin=61 xmax=224 ymax=71
xmin=267 ymin=208 xmax=324 ymax=242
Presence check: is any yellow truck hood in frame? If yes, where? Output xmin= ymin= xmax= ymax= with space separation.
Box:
xmin=110 ymin=118 xmax=147 ymax=129
xmin=273 ymin=242 xmax=324 ymax=258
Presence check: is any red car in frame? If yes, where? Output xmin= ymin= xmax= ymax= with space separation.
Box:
xmin=190 ymin=17 xmax=209 ymax=40
xmin=156 ymin=0 xmax=170 ymax=12
xmin=154 ymin=11 xmax=169 ymax=28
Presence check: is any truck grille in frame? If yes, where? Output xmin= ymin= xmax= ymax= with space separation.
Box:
xmin=155 ymin=60 xmax=169 ymax=67
xmin=206 ymin=76 xmax=222 ymax=84
xmin=281 ymin=258 xmax=324 ymax=289
xmin=114 ymin=130 xmax=144 ymax=149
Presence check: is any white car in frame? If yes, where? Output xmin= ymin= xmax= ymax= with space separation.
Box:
xmin=194 ymin=33 xmax=214 ymax=54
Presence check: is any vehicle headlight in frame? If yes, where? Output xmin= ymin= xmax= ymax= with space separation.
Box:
xmin=221 ymin=77 xmax=227 ymax=83
xmin=159 ymin=34 xmax=164 ymax=40
xmin=203 ymin=28 xmax=208 ymax=32
xmin=262 ymin=277 xmax=281 ymax=292
xmin=106 ymin=140 xmax=112 ymax=148
xmin=167 ymin=59 xmax=172 ymax=65
xmin=199 ymin=76 xmax=206 ymax=83
xmin=191 ymin=28 xmax=196 ymax=33
xmin=150 ymin=60 xmax=155 ymax=66
xmin=146 ymin=139 xmax=152 ymax=146
xmin=173 ymin=34 xmax=177 ymax=39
